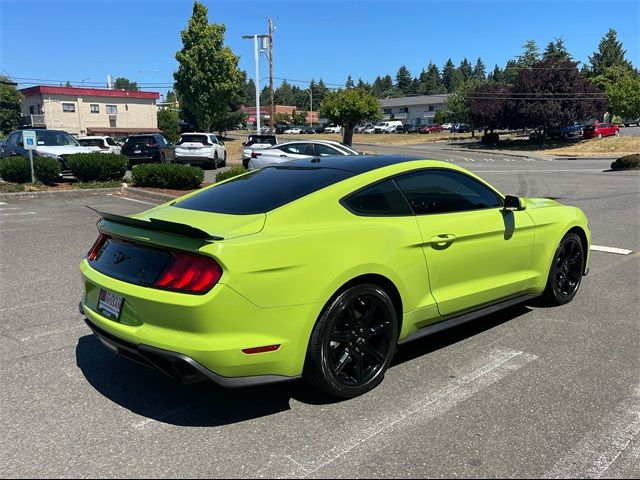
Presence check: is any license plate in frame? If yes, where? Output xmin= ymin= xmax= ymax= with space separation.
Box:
xmin=98 ymin=289 xmax=124 ymax=321
xmin=134 ymin=150 xmax=141 ymax=154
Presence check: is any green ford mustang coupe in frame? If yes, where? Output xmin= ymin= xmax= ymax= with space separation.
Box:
xmin=79 ymin=156 xmax=590 ymax=398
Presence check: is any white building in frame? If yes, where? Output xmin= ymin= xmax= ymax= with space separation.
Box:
xmin=20 ymin=85 xmax=161 ymax=138
xmin=379 ymin=94 xmax=449 ymax=126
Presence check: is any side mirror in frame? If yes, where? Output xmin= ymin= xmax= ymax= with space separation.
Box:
xmin=503 ymin=195 xmax=525 ymax=211
xmin=220 ymin=140 xmax=225 ymax=146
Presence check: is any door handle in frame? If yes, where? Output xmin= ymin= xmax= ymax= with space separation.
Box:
xmin=430 ymin=234 xmax=456 ymax=244
xmin=280 ymin=154 xmax=287 ymax=157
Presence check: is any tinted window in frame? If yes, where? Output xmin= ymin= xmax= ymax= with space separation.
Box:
xmin=79 ymin=139 xmax=104 ymax=147
xmin=176 ymin=167 xmax=356 ymax=215
xmin=314 ymin=144 xmax=342 ymax=156
xmin=125 ymin=136 xmax=155 ymax=145
xmin=395 ymin=169 xmax=502 ymax=214
xmin=106 ymin=137 xmax=117 ymax=146
xmin=179 ymin=134 xmax=210 ymax=145
xmin=281 ymin=143 xmax=313 ymax=155
xmin=344 ymin=180 xmax=412 ymax=216
xmin=246 ymin=135 xmax=277 ymax=146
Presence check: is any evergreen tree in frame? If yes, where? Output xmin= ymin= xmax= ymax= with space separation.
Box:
xmin=0 ymin=76 xmax=21 ymax=135
xmin=274 ymin=79 xmax=296 ymax=105
xmin=113 ymin=77 xmax=139 ymax=91
xmin=503 ymin=59 xmax=520 ymax=84
xmin=356 ymin=78 xmax=371 ymax=92
xmin=418 ymin=63 xmax=445 ymax=95
xmin=458 ymin=58 xmax=473 ymax=83
xmin=488 ymin=65 xmax=503 ymax=83
xmin=345 ymin=75 xmax=355 ymax=88
xmin=472 ymin=58 xmax=486 ymax=81
xmin=518 ymin=39 xmax=541 ymax=67
xmin=395 ymin=65 xmax=413 ymax=95
xmin=543 ymin=37 xmax=573 ymax=62
xmin=442 ymin=59 xmax=462 ymax=92
xmin=588 ymin=28 xmax=633 ymax=77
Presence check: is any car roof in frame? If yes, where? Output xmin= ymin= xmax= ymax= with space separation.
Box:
xmin=181 ymin=132 xmax=214 ymax=136
xmin=285 ymin=154 xmax=424 ymax=173
xmin=273 ymin=139 xmax=351 ymax=147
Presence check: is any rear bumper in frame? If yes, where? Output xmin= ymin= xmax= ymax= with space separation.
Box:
xmin=175 ymin=155 xmax=211 ymax=163
xmin=82 ymin=313 xmax=297 ymax=388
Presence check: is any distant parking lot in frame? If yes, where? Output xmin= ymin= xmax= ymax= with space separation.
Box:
xmin=1 ymin=156 xmax=638 ymax=477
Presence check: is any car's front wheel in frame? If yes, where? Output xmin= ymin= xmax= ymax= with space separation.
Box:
xmin=304 ymin=284 xmax=398 ymax=398
xmin=541 ymin=232 xmax=584 ymax=306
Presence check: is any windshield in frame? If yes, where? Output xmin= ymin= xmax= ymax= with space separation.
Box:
xmin=36 ymin=131 xmax=79 ymax=147
xmin=246 ymin=135 xmax=276 ymax=146
xmin=125 ymin=136 xmax=156 ymax=145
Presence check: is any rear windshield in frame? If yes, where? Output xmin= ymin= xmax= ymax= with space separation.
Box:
xmin=246 ymin=135 xmax=276 ymax=146
xmin=106 ymin=137 xmax=117 ymax=146
xmin=178 ymin=134 xmax=210 ymax=145
xmin=125 ymin=136 xmax=155 ymax=145
xmin=78 ymin=139 xmax=104 ymax=147
xmin=175 ymin=166 xmax=356 ymax=214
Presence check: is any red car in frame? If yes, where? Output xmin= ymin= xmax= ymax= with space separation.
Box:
xmin=583 ymin=123 xmax=620 ymax=139
xmin=420 ymin=125 xmax=444 ymax=134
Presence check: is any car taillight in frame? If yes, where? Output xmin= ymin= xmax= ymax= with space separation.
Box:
xmin=251 ymin=151 xmax=262 ymax=158
xmin=155 ymin=252 xmax=222 ymax=294
xmin=87 ymin=233 xmax=109 ymax=261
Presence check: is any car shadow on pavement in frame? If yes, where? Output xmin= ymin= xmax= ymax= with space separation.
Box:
xmin=76 ymin=304 xmax=532 ymax=428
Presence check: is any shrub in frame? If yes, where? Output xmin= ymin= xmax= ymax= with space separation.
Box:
xmin=34 ymin=157 xmax=61 ymax=184
xmin=0 ymin=157 xmax=31 ymax=183
xmin=481 ymin=132 xmax=500 ymax=144
xmin=216 ymin=165 xmax=247 ymax=183
xmin=610 ymin=153 xmax=640 ymax=171
xmin=67 ymin=153 xmax=128 ymax=182
xmin=132 ymin=163 xmax=204 ymax=190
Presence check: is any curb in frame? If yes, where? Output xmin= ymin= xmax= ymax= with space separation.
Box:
xmin=443 ymin=148 xmax=548 ymax=160
xmin=553 ymin=156 xmax=618 ymax=161
xmin=0 ymin=187 xmax=120 ymax=201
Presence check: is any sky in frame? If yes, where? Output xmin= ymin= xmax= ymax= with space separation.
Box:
xmin=1 ymin=0 xmax=638 ymax=100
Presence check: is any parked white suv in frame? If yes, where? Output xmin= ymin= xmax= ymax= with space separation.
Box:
xmin=77 ymin=136 xmax=122 ymax=155
xmin=324 ymin=125 xmax=342 ymax=134
xmin=174 ymin=133 xmax=226 ymax=169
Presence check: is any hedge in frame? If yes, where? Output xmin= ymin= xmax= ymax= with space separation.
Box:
xmin=610 ymin=153 xmax=640 ymax=171
xmin=67 ymin=153 xmax=128 ymax=182
xmin=132 ymin=163 xmax=204 ymax=190
xmin=215 ymin=165 xmax=247 ymax=183
xmin=0 ymin=156 xmax=61 ymax=184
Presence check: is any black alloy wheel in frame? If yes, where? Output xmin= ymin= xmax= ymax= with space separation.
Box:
xmin=304 ymin=284 xmax=398 ymax=398
xmin=213 ymin=152 xmax=218 ymax=170
xmin=542 ymin=232 xmax=584 ymax=306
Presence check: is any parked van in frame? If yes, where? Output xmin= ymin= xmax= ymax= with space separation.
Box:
xmin=374 ymin=120 xmax=403 ymax=133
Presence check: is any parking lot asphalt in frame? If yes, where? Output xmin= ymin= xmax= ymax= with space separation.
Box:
xmin=1 ymin=159 xmax=638 ymax=478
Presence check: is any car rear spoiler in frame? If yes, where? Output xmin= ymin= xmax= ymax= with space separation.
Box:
xmin=87 ymin=207 xmax=223 ymax=241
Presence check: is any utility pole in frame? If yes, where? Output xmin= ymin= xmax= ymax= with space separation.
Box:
xmin=268 ymin=17 xmax=275 ymax=133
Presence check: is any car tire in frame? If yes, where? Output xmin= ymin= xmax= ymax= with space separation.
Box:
xmin=212 ymin=152 xmax=218 ymax=170
xmin=541 ymin=232 xmax=584 ymax=306
xmin=303 ymin=284 xmax=399 ymax=398
xmin=222 ymin=152 xmax=227 ymax=167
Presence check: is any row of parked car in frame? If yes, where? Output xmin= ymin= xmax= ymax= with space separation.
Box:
xmin=0 ymin=129 xmax=229 ymax=175
xmin=353 ymin=121 xmax=470 ymax=134
xmin=528 ymin=122 xmax=621 ymax=141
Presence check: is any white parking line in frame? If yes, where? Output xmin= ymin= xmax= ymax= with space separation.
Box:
xmin=543 ymin=386 xmax=640 ymax=479
xmin=0 ymin=212 xmax=36 ymax=216
xmin=591 ymin=245 xmax=633 ymax=255
xmin=484 ymin=158 xmax=495 ymax=162
xmin=258 ymin=348 xmax=538 ymax=478
xmin=0 ymin=208 xmax=20 ymax=211
xmin=0 ymin=201 xmax=7 ymax=205
xmin=118 ymin=197 xmax=159 ymax=206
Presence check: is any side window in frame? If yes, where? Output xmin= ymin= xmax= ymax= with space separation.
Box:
xmin=210 ymin=135 xmax=219 ymax=145
xmin=8 ymin=132 xmax=20 ymax=146
xmin=281 ymin=143 xmax=311 ymax=155
xmin=395 ymin=169 xmax=502 ymax=214
xmin=314 ymin=144 xmax=340 ymax=156
xmin=156 ymin=135 xmax=165 ymax=145
xmin=343 ymin=180 xmax=413 ymax=216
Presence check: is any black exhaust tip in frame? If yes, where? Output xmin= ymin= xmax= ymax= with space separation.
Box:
xmin=78 ymin=302 xmax=85 ymax=315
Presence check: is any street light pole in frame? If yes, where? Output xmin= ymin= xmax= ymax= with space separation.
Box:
xmin=268 ymin=17 xmax=275 ymax=133
xmin=306 ymin=88 xmax=313 ymax=126
xmin=243 ymin=34 xmax=268 ymax=133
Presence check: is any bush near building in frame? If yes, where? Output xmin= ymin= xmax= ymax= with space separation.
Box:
xmin=67 ymin=153 xmax=128 ymax=182
xmin=132 ymin=163 xmax=204 ymax=190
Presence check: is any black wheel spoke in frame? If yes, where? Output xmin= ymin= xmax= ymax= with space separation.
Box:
xmin=362 ymin=343 xmax=385 ymax=364
xmin=368 ymin=322 xmax=392 ymax=338
xmin=330 ymin=332 xmax=351 ymax=344
xmin=353 ymin=354 xmax=363 ymax=383
xmin=360 ymin=301 xmax=378 ymax=328
xmin=334 ymin=349 xmax=352 ymax=375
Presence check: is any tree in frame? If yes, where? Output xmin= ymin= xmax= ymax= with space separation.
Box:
xmin=356 ymin=78 xmax=371 ymax=92
xmin=595 ymin=66 xmax=640 ymax=120
xmin=473 ymin=58 xmax=486 ymax=81
xmin=174 ymin=1 xmax=242 ymax=132
xmin=210 ymin=109 xmax=247 ymax=137
xmin=345 ymin=75 xmax=355 ymax=88
xmin=543 ymin=37 xmax=572 ymax=63
xmin=0 ymin=76 xmax=21 ymax=136
xmin=445 ymin=79 xmax=482 ymax=136
xmin=488 ymin=64 xmax=503 ymax=83
xmin=433 ymin=110 xmax=444 ymax=125
xmin=395 ymin=65 xmax=413 ymax=95
xmin=274 ymin=112 xmax=292 ymax=124
xmin=165 ymin=90 xmax=178 ymax=106
xmin=114 ymin=77 xmax=139 ymax=91
xmin=468 ymin=81 xmax=510 ymax=133
xmin=292 ymin=109 xmax=308 ymax=124
xmin=519 ymin=40 xmax=541 ymax=67
xmin=458 ymin=58 xmax=473 ymax=83
xmin=442 ymin=59 xmax=462 ymax=92
xmin=417 ymin=63 xmax=445 ymax=95
xmin=274 ymin=79 xmax=296 ymax=105
xmin=157 ymin=108 xmax=180 ymax=142
xmin=503 ymin=59 xmax=519 ymax=84
xmin=509 ymin=59 xmax=607 ymax=129
xmin=320 ymin=88 xmax=381 ymax=146
xmin=588 ymin=28 xmax=633 ymax=77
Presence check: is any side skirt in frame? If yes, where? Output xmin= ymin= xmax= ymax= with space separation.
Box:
xmin=398 ymin=293 xmax=539 ymax=346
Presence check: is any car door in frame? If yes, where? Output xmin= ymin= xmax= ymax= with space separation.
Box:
xmin=394 ymin=169 xmax=535 ymax=316
xmin=313 ymin=143 xmax=343 ymax=156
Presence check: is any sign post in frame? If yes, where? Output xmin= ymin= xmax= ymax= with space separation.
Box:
xmin=22 ymin=130 xmax=37 ymax=183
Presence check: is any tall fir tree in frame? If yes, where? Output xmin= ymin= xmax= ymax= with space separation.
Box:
xmin=345 ymin=75 xmax=355 ymax=88
xmin=442 ymin=59 xmax=462 ymax=93
xmin=588 ymin=28 xmax=633 ymax=77
xmin=395 ymin=65 xmax=413 ymax=94
xmin=472 ymin=58 xmax=486 ymax=81
xmin=458 ymin=58 xmax=473 ymax=83
xmin=543 ymin=37 xmax=573 ymax=63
